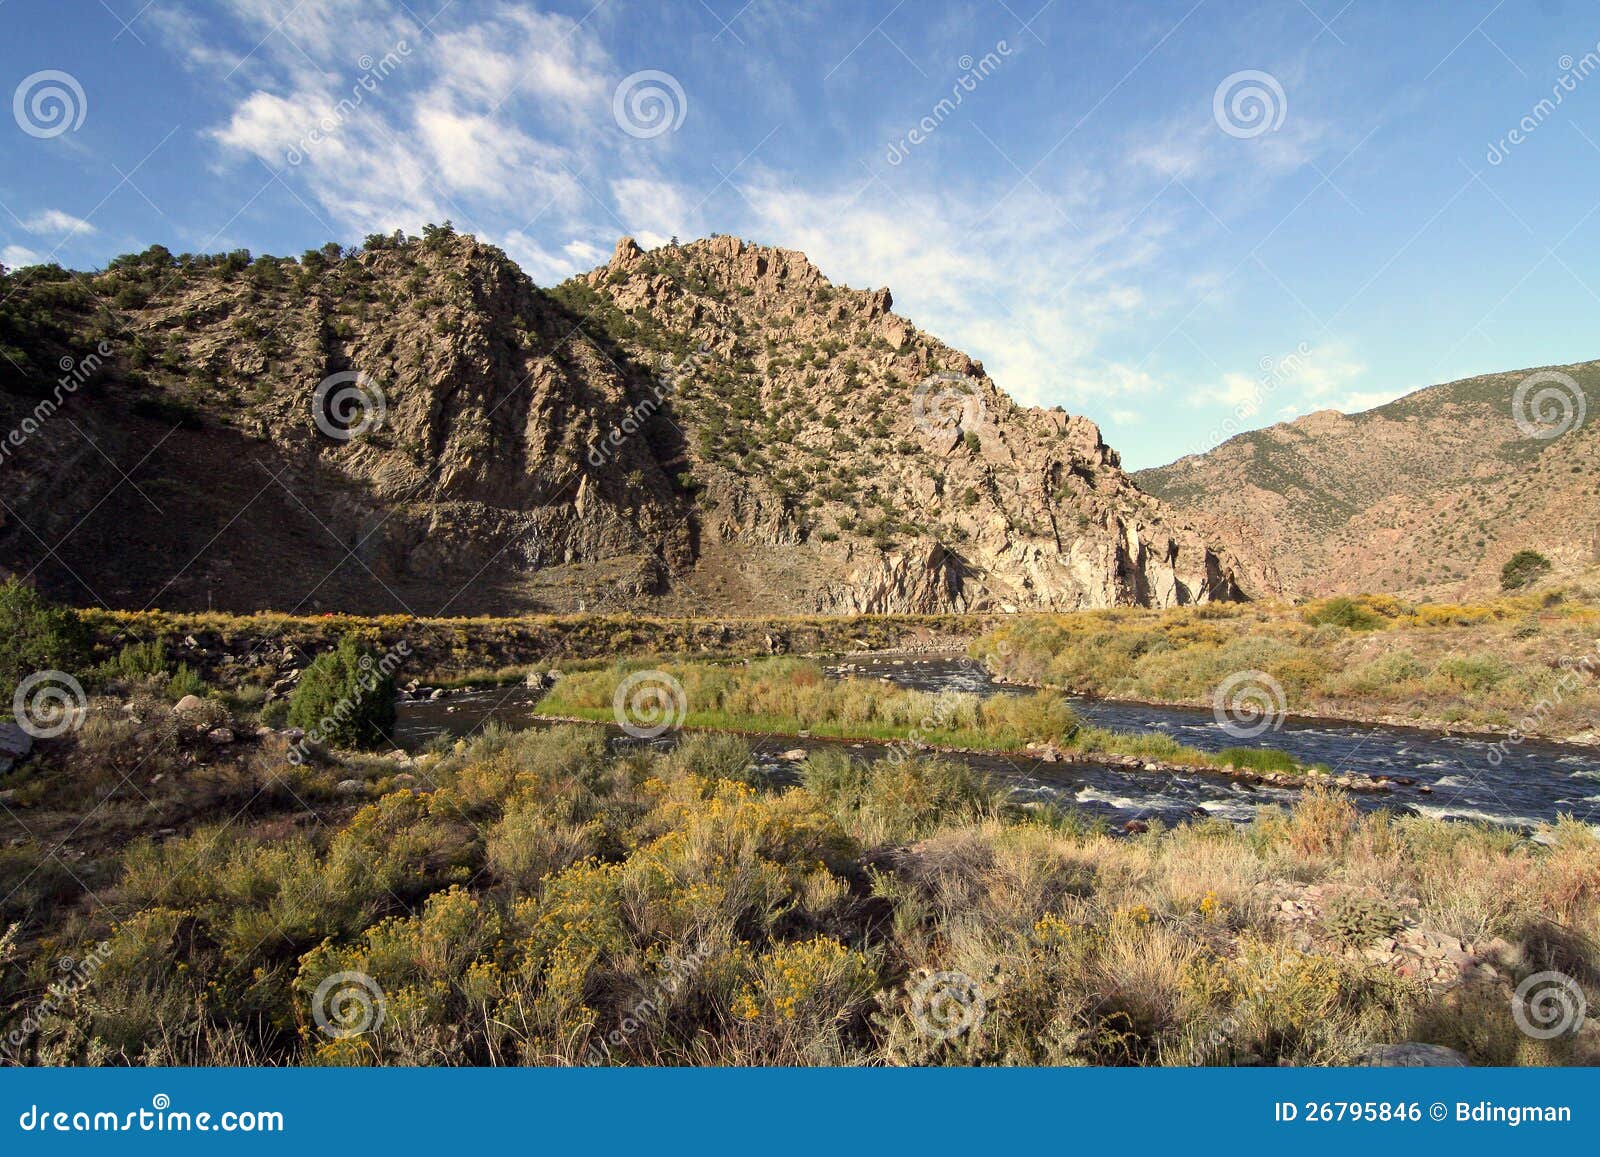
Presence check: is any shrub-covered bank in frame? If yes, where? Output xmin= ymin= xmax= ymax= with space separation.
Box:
xmin=535 ymin=657 xmax=1332 ymax=784
xmin=973 ymin=591 xmax=1600 ymax=742
xmin=73 ymin=608 xmax=989 ymax=689
xmin=3 ymin=719 xmax=1596 ymax=1066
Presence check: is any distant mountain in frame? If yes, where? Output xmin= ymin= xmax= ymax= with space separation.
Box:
xmin=1135 ymin=361 xmax=1600 ymax=599
xmin=0 ymin=231 xmax=1240 ymax=615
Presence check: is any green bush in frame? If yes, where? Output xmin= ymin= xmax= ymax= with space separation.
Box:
xmin=104 ymin=639 xmax=168 ymax=681
xmin=1501 ymin=550 xmax=1552 ymax=591
xmin=166 ymin=664 xmax=206 ymax=701
xmin=286 ymin=636 xmax=398 ymax=751
xmin=0 ymin=580 xmax=88 ymax=699
xmin=1215 ymin=746 xmax=1298 ymax=773
xmin=1302 ymin=597 xmax=1384 ymax=631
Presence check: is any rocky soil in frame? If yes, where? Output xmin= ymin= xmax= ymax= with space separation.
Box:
xmin=1137 ymin=361 xmax=1600 ymax=599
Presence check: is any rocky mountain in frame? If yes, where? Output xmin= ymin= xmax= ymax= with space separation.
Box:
xmin=1135 ymin=360 xmax=1600 ymax=599
xmin=0 ymin=230 xmax=1239 ymax=615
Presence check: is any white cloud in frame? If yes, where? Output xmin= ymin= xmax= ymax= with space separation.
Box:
xmin=728 ymin=173 xmax=1174 ymax=410
xmin=609 ymin=177 xmax=693 ymax=242
xmin=1326 ymin=389 xmax=1398 ymax=412
xmin=203 ymin=3 xmax=614 ymax=242
xmin=2 ymin=245 xmax=44 ymax=268
xmin=1194 ymin=341 xmax=1376 ymax=425
xmin=22 ymin=209 xmax=96 ymax=235
xmin=562 ymin=239 xmax=607 ymax=265
xmin=183 ymin=2 xmax=1349 ymax=439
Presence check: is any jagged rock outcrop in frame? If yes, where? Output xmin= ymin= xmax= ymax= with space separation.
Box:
xmin=0 ymin=230 xmax=1240 ymax=614
xmin=568 ymin=234 xmax=1240 ymax=613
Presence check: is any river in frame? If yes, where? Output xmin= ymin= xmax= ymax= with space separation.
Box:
xmin=393 ymin=653 xmax=1600 ymax=833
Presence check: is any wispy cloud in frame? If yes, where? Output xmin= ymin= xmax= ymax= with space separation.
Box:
xmin=20 ymin=209 xmax=97 ymax=235
xmin=1 ymin=245 xmax=44 ymax=269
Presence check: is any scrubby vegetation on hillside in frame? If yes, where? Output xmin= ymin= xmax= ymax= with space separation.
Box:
xmin=4 ymin=720 xmax=1597 ymax=1067
xmin=73 ymin=607 xmax=984 ymax=689
xmin=975 ymin=588 xmax=1600 ymax=738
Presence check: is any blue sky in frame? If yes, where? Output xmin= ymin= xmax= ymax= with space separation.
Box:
xmin=2 ymin=0 xmax=1598 ymax=469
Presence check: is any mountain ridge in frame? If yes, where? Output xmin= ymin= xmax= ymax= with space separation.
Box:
xmin=1135 ymin=359 xmax=1600 ymax=599
xmin=0 ymin=229 xmax=1241 ymax=615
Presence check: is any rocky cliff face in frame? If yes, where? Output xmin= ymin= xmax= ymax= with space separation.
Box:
xmin=0 ymin=231 xmax=1239 ymax=614
xmin=1136 ymin=361 xmax=1600 ymax=599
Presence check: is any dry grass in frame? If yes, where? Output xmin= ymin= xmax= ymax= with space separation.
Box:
xmin=4 ymin=722 xmax=1597 ymax=1067
xmin=975 ymin=589 xmax=1600 ymax=738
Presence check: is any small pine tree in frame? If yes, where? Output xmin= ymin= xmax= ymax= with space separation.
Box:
xmin=0 ymin=580 xmax=88 ymax=700
xmin=1500 ymin=549 xmax=1552 ymax=591
xmin=286 ymin=636 xmax=397 ymax=751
